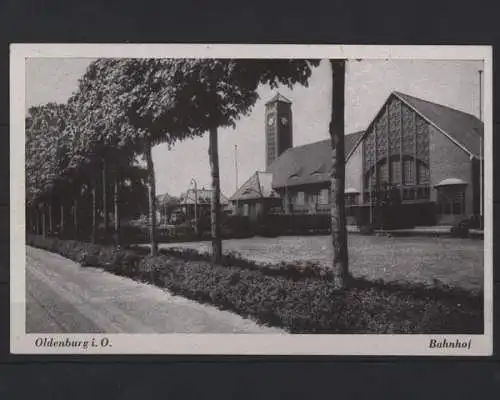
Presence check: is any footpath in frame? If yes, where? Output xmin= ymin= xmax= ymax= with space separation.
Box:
xmin=26 ymin=246 xmax=282 ymax=334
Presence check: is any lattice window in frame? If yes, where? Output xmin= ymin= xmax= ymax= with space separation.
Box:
xmin=416 ymin=187 xmax=430 ymax=200
xmin=378 ymin=161 xmax=389 ymax=185
xmin=418 ymin=162 xmax=430 ymax=184
xmin=416 ymin=115 xmax=429 ymax=163
xmin=391 ymin=158 xmax=401 ymax=185
xmin=376 ymin=113 xmax=388 ymax=159
xmin=401 ymin=104 xmax=414 ymax=155
xmin=388 ymin=99 xmax=401 ymax=155
xmin=403 ymin=159 xmax=415 ymax=185
xmin=453 ymin=192 xmax=465 ymax=215
xmin=363 ymin=129 xmax=375 ymax=172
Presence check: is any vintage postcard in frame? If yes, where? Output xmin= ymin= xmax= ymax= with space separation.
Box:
xmin=10 ymin=44 xmax=493 ymax=355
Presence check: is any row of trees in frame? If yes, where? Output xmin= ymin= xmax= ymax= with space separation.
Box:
xmin=26 ymin=59 xmax=349 ymax=288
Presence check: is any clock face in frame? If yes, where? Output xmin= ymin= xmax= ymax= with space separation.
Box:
xmin=281 ymin=117 xmax=288 ymax=126
xmin=267 ymin=115 xmax=275 ymax=126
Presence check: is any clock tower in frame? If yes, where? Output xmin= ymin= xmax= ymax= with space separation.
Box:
xmin=265 ymin=93 xmax=293 ymax=169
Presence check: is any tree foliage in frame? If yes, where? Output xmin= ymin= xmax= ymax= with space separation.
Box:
xmin=143 ymin=58 xmax=320 ymax=262
xmin=136 ymin=58 xmax=320 ymax=136
xmin=25 ymin=103 xmax=72 ymax=205
xmin=25 ymin=58 xmax=321 ymax=254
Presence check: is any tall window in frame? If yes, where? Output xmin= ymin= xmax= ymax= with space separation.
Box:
xmin=403 ymin=159 xmax=415 ymax=185
xmin=378 ymin=161 xmax=388 ymax=184
xmin=418 ymin=162 xmax=430 ymax=184
xmin=309 ymin=191 xmax=320 ymax=205
xmin=452 ymin=191 xmax=465 ymax=215
xmin=320 ymin=189 xmax=329 ymax=205
xmin=391 ymin=158 xmax=401 ymax=185
xmin=296 ymin=191 xmax=305 ymax=206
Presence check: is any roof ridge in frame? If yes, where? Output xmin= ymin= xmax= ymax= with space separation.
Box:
xmin=285 ymin=131 xmax=363 ymax=152
xmin=265 ymin=92 xmax=293 ymax=105
xmin=393 ymin=91 xmax=481 ymax=121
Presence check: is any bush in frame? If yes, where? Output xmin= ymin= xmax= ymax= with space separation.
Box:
xmin=221 ymin=215 xmax=256 ymax=238
xmin=264 ymin=214 xmax=330 ymax=235
xmin=359 ymin=225 xmax=374 ymax=235
xmin=27 ymin=234 xmax=140 ymax=274
xmin=135 ymin=253 xmax=482 ymax=334
xmin=27 ymin=234 xmax=483 ymax=334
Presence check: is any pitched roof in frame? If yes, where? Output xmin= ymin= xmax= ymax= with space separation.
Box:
xmin=394 ymin=91 xmax=483 ymax=158
xmin=265 ymin=93 xmax=292 ymax=105
xmin=230 ymin=171 xmax=278 ymax=201
xmin=180 ymin=188 xmax=228 ymax=205
xmin=156 ymin=192 xmax=179 ymax=205
xmin=267 ymin=131 xmax=364 ymax=188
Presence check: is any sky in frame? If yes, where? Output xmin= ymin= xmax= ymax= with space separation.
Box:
xmin=26 ymin=58 xmax=484 ymax=197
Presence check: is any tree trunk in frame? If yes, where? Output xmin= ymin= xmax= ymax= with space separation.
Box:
xmin=114 ymin=178 xmax=120 ymax=246
xmin=48 ymin=202 xmax=53 ymax=235
xmin=60 ymin=202 xmax=64 ymax=237
xmin=145 ymin=141 xmax=157 ymax=256
xmin=42 ymin=207 xmax=46 ymax=238
xmin=329 ymin=59 xmax=349 ymax=289
xmin=73 ymin=198 xmax=78 ymax=238
xmin=102 ymin=158 xmax=108 ymax=238
xmin=26 ymin=206 xmax=30 ymax=234
xmin=35 ymin=208 xmax=40 ymax=235
xmin=209 ymin=126 xmax=222 ymax=263
xmin=92 ymin=185 xmax=97 ymax=244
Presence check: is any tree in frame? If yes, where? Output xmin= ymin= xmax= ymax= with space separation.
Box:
xmin=25 ymin=103 xmax=72 ymax=237
xmin=157 ymin=194 xmax=180 ymax=225
xmin=329 ymin=59 xmax=349 ymax=289
xmin=150 ymin=59 xmax=320 ymax=263
xmin=68 ymin=59 xmax=319 ymax=259
xmin=68 ymin=61 xmax=149 ymax=244
xmin=72 ymin=59 xmax=207 ymax=254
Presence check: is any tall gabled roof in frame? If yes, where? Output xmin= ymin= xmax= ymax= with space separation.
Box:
xmin=230 ymin=171 xmax=277 ymax=201
xmin=267 ymin=131 xmax=364 ymax=188
xmin=393 ymin=91 xmax=483 ymax=158
xmin=348 ymin=91 xmax=484 ymax=160
xmin=265 ymin=92 xmax=292 ymax=105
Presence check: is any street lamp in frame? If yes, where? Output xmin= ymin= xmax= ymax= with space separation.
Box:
xmin=190 ymin=178 xmax=198 ymax=236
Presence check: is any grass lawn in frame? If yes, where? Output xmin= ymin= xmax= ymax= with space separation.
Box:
xmin=159 ymin=235 xmax=484 ymax=291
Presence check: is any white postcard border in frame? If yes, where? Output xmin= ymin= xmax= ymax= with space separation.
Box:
xmin=10 ymin=44 xmax=493 ymax=356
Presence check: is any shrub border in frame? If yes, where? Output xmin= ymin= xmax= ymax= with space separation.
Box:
xmin=26 ymin=234 xmax=484 ymax=334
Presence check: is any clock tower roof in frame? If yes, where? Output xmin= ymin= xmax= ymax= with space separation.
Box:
xmin=265 ymin=92 xmax=292 ymax=106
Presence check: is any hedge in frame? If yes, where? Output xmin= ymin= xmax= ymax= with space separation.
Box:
xmin=26 ymin=234 xmax=483 ymax=334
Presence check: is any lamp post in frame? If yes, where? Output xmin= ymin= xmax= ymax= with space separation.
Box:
xmin=191 ymin=178 xmax=198 ymax=236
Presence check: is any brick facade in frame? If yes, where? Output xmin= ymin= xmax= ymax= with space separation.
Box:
xmin=232 ymin=92 xmax=482 ymax=228
xmin=429 ymin=125 xmax=474 ymax=224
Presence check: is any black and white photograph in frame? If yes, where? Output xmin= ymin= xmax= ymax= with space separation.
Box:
xmin=10 ymin=44 xmax=493 ymax=355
